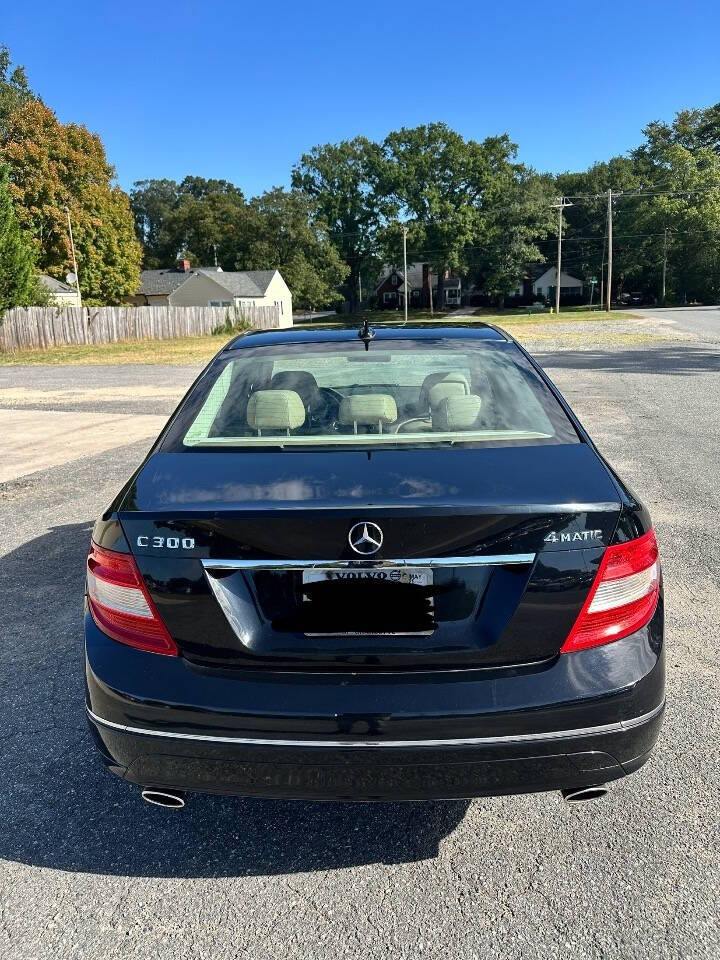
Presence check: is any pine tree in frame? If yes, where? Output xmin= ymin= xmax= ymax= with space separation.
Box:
xmin=0 ymin=165 xmax=38 ymax=313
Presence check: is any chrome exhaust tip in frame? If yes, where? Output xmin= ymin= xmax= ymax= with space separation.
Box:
xmin=561 ymin=784 xmax=609 ymax=803
xmin=141 ymin=788 xmax=186 ymax=809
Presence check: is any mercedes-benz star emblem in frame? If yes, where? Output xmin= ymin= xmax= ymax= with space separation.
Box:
xmin=348 ymin=521 xmax=383 ymax=556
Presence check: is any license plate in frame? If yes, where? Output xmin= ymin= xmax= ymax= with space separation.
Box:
xmin=301 ymin=567 xmax=433 ymax=588
xmin=301 ymin=567 xmax=434 ymax=636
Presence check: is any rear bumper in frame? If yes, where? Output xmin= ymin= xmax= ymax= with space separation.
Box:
xmin=87 ymin=702 xmax=663 ymax=800
xmin=85 ymin=605 xmax=665 ymax=801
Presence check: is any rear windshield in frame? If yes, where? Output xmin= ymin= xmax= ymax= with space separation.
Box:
xmin=161 ymin=338 xmax=579 ymax=451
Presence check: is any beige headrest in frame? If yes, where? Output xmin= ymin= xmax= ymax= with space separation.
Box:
xmin=432 ymin=395 xmax=482 ymax=432
xmin=428 ymin=378 xmax=469 ymax=408
xmin=247 ymin=390 xmax=305 ymax=431
xmin=339 ymin=394 xmax=397 ymax=426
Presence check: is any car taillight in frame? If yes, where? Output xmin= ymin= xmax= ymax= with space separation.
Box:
xmin=561 ymin=528 xmax=660 ymax=654
xmin=86 ymin=542 xmax=177 ymax=656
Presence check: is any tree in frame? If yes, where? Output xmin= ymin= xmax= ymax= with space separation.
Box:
xmin=130 ymin=176 xmax=248 ymax=268
xmin=630 ymin=141 xmax=720 ymax=304
xmin=161 ymin=181 xmax=248 ymax=270
xmin=556 ymin=156 xmax=642 ymax=301
xmin=2 ymin=100 xmax=142 ymax=304
xmin=129 ymin=178 xmax=180 ymax=267
xmin=477 ymin=170 xmax=556 ymax=305
xmin=0 ymin=164 xmax=40 ymax=312
xmin=292 ymin=138 xmax=392 ymax=310
xmin=555 ymin=101 xmax=720 ymax=306
xmin=243 ymin=188 xmax=349 ymax=309
xmin=0 ymin=45 xmax=36 ymax=141
xmin=381 ymin=123 xmax=552 ymax=307
xmin=640 ymin=103 xmax=720 ymax=157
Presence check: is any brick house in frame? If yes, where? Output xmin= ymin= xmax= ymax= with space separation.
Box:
xmin=375 ymin=263 xmax=462 ymax=309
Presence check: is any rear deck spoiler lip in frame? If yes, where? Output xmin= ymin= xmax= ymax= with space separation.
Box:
xmin=201 ymin=553 xmax=536 ymax=572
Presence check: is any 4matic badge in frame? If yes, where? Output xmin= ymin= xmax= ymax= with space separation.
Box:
xmin=544 ymin=529 xmax=602 ymax=544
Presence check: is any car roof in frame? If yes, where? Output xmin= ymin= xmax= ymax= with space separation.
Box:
xmin=226 ymin=322 xmax=510 ymax=351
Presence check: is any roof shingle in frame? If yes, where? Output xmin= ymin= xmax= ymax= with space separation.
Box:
xmin=137 ymin=267 xmax=278 ymax=298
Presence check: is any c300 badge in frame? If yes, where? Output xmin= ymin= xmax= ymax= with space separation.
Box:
xmin=136 ymin=535 xmax=195 ymax=549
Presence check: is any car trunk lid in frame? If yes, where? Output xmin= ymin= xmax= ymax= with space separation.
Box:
xmin=120 ymin=445 xmax=621 ymax=669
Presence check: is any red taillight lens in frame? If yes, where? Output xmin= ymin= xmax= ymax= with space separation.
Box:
xmin=87 ymin=543 xmax=177 ymax=656
xmin=561 ymin=528 xmax=660 ymax=654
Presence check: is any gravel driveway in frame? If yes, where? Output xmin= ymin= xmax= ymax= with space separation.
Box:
xmin=1 ymin=324 xmax=718 ymax=960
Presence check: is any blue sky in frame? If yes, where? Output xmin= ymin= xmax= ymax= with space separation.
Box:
xmin=3 ymin=0 xmax=719 ymax=196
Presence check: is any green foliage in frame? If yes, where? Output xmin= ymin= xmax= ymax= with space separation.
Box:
xmin=556 ymin=103 xmax=720 ymax=304
xmin=0 ymin=164 xmax=42 ymax=313
xmin=125 ymin=102 xmax=720 ymax=310
xmin=131 ymin=179 xmax=348 ymax=309
xmin=130 ymin=178 xmax=180 ymax=266
xmin=212 ymin=306 xmax=254 ymax=336
xmin=0 ymin=45 xmax=36 ymax=141
xmin=292 ymin=138 xmax=392 ymax=310
xmin=130 ymin=177 xmax=247 ymax=268
xmin=242 ymin=188 xmax=348 ymax=309
xmin=640 ymin=104 xmax=720 ymax=156
xmin=379 ymin=123 xmax=554 ymax=303
xmin=479 ymin=170 xmax=556 ymax=302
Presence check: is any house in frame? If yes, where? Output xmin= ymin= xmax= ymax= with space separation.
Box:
xmin=512 ymin=265 xmax=584 ymax=300
xmin=38 ymin=274 xmax=81 ymax=307
xmin=376 ymin=263 xmax=462 ymax=309
xmin=133 ymin=259 xmax=293 ymax=326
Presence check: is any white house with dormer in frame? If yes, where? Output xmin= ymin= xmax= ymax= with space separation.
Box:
xmin=512 ymin=265 xmax=583 ymax=300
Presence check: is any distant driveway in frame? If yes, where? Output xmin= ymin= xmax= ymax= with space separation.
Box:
xmin=0 ymin=364 xmax=194 ymax=483
xmin=632 ymin=305 xmax=720 ymax=340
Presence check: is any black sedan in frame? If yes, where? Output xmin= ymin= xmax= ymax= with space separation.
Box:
xmin=85 ymin=322 xmax=664 ymax=808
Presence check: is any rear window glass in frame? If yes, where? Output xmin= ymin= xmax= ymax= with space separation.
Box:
xmin=161 ymin=338 xmax=579 ymax=451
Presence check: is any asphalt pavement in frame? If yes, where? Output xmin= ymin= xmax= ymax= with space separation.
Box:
xmin=1 ymin=329 xmax=719 ymax=959
xmin=632 ymin=305 xmax=720 ymax=341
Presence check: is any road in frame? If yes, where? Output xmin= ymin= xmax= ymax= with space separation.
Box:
xmin=1 ymin=331 xmax=719 ymax=960
xmin=632 ymin=305 xmax=720 ymax=340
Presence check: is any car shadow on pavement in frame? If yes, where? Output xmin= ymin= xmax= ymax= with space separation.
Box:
xmin=536 ymin=345 xmax=720 ymax=375
xmin=0 ymin=521 xmax=469 ymax=878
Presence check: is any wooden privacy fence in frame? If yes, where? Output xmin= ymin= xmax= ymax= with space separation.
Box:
xmin=0 ymin=303 xmax=281 ymax=352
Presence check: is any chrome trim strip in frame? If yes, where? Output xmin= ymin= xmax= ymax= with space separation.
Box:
xmin=86 ymin=700 xmax=664 ymax=749
xmin=201 ymin=553 xmax=536 ymax=572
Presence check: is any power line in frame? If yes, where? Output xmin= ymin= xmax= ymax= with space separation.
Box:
xmin=563 ymin=186 xmax=720 ymax=201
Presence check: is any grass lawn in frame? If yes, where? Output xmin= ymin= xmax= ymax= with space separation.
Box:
xmin=0 ymin=333 xmax=236 ymax=366
xmin=0 ymin=309 xmax=641 ymax=365
xmin=350 ymin=307 xmax=638 ymax=326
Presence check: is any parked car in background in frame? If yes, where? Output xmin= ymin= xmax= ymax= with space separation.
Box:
xmin=85 ymin=321 xmax=665 ymax=808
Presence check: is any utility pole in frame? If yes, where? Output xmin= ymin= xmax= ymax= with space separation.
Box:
xmin=358 ymin=271 xmax=362 ymax=308
xmin=550 ymin=197 xmax=573 ymax=314
xmin=402 ymin=225 xmax=409 ymax=324
xmin=606 ymin=189 xmax=613 ymax=312
xmin=661 ymin=225 xmax=668 ymax=306
xmin=64 ymin=206 xmax=82 ymax=309
xmin=212 ymin=243 xmax=218 ymax=268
